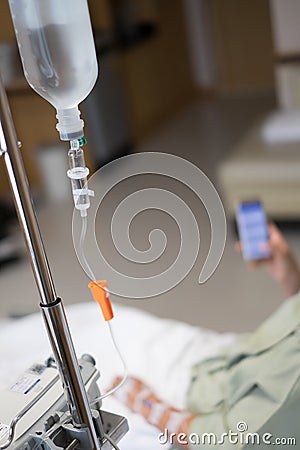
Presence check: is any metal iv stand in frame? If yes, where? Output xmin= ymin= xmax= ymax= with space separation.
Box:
xmin=0 ymin=77 xmax=101 ymax=449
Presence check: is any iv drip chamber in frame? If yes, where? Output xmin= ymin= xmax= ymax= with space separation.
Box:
xmin=67 ymin=141 xmax=94 ymax=217
xmin=8 ymin=0 xmax=98 ymax=140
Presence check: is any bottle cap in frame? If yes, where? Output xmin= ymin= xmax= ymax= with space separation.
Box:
xmin=56 ymin=106 xmax=84 ymax=141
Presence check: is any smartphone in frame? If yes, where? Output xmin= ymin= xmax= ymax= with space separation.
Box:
xmin=236 ymin=200 xmax=272 ymax=261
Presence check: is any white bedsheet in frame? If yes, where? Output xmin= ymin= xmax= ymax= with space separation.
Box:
xmin=0 ymin=302 xmax=236 ymax=450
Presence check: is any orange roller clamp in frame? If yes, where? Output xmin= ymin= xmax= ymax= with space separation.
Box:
xmin=88 ymin=280 xmax=114 ymax=321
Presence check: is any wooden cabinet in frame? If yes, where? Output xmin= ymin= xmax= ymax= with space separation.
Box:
xmin=210 ymin=0 xmax=274 ymax=92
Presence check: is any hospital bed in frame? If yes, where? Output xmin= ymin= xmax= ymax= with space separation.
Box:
xmin=0 ymin=302 xmax=236 ymax=450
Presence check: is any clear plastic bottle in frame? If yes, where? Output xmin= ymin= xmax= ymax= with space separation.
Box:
xmin=8 ymin=0 xmax=98 ymax=140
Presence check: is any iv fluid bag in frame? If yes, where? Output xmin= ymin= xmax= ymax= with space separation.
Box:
xmin=8 ymin=0 xmax=98 ymax=139
xmin=8 ymin=0 xmax=98 ymax=110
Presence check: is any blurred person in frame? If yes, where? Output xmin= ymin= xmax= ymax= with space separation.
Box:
xmin=111 ymin=223 xmax=300 ymax=449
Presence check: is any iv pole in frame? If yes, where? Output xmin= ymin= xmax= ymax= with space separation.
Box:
xmin=0 ymin=76 xmax=100 ymax=450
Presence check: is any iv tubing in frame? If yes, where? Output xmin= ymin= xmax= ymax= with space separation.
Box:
xmin=103 ymin=433 xmax=120 ymax=450
xmin=79 ymin=216 xmax=128 ymax=404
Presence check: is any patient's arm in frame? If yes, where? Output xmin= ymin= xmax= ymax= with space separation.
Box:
xmin=113 ymin=376 xmax=196 ymax=448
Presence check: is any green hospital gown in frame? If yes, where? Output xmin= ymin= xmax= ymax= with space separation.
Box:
xmin=186 ymin=293 xmax=300 ymax=449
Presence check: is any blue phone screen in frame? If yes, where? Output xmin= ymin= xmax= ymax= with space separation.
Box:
xmin=236 ymin=201 xmax=271 ymax=261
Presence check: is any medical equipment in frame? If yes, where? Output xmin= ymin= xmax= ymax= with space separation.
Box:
xmin=7 ymin=0 xmax=98 ymax=141
xmin=8 ymin=0 xmax=96 ymax=216
xmin=67 ymin=141 xmax=94 ymax=217
xmin=0 ymin=0 xmax=128 ymax=449
xmin=0 ymin=356 xmax=127 ymax=450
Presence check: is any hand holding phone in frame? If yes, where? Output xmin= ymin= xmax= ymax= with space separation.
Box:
xmin=236 ymin=200 xmax=272 ymax=262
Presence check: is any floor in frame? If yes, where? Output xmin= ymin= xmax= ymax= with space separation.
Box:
xmin=1 ymin=90 xmax=299 ymax=334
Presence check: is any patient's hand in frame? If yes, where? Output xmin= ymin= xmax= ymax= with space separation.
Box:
xmin=111 ymin=375 xmax=195 ymax=446
xmin=236 ymin=223 xmax=300 ymax=297
xmin=111 ymin=376 xmax=161 ymax=415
